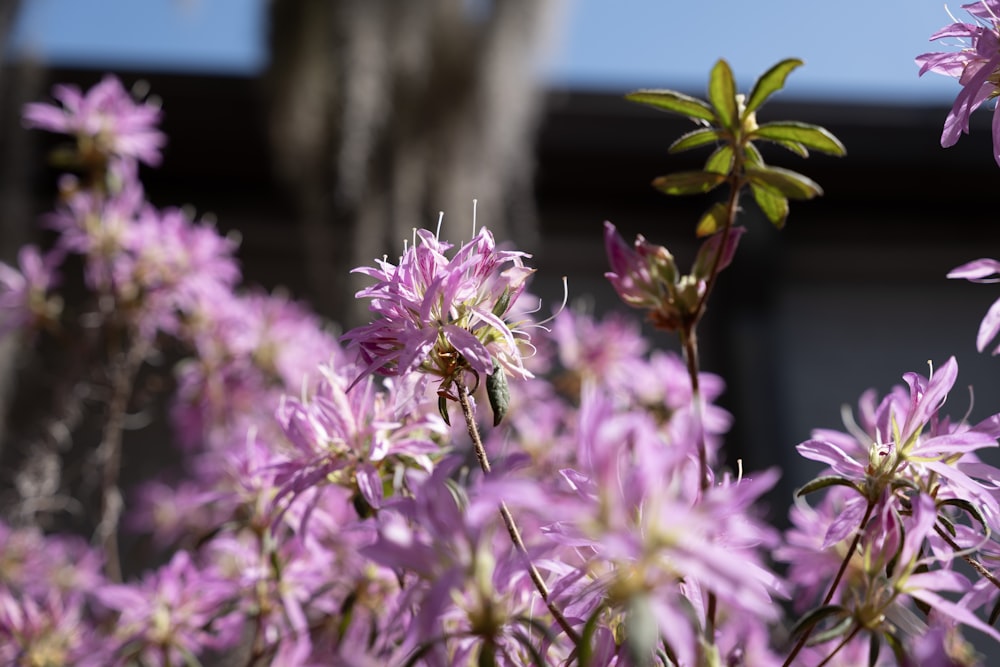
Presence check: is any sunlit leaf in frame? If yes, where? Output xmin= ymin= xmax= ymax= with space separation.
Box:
xmin=751 ymin=182 xmax=789 ymax=229
xmin=669 ymin=127 xmax=722 ymax=153
xmin=625 ymin=89 xmax=715 ymax=123
xmin=704 ymin=144 xmax=734 ymax=175
xmin=764 ymin=138 xmax=810 ymax=158
xmin=745 ymin=58 xmax=804 ymax=115
xmin=751 ymin=121 xmax=847 ymax=157
xmin=744 ymin=141 xmax=764 ymax=165
xmin=696 ymin=202 xmax=728 ymax=237
xmin=745 ymin=164 xmax=823 ymax=200
xmin=652 ymin=171 xmax=726 ymax=196
xmin=708 ymin=59 xmax=738 ymax=130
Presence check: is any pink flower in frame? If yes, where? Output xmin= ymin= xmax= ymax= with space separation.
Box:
xmin=24 ymin=74 xmax=166 ymax=166
xmin=0 ymin=245 xmax=62 ymax=335
xmin=274 ymin=361 xmax=446 ymax=515
xmin=917 ymin=1 xmax=1000 ymax=165
xmin=948 ymin=257 xmax=1000 ymax=354
xmin=94 ymin=550 xmax=239 ymax=665
xmin=343 ymin=226 xmax=535 ymax=390
xmin=603 ymin=221 xmax=744 ymax=331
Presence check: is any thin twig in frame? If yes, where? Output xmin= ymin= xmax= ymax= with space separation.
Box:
xmin=934 ymin=524 xmax=1000 ymax=591
xmin=455 ymin=381 xmax=581 ymax=644
xmin=94 ymin=335 xmax=146 ymax=582
xmin=783 ymin=499 xmax=875 ymax=667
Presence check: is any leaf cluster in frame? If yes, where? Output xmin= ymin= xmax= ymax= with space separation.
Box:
xmin=626 ymin=59 xmax=846 ymax=231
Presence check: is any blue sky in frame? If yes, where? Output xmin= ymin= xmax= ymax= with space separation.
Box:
xmin=11 ymin=0 xmax=965 ymax=103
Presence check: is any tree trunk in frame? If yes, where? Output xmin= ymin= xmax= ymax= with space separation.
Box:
xmin=266 ymin=0 xmax=563 ymax=326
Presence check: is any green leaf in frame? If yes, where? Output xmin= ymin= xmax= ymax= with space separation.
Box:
xmin=492 ymin=286 xmax=511 ymax=318
xmin=868 ymin=632 xmax=881 ymax=667
xmin=652 ymin=171 xmax=726 ymax=196
xmin=745 ymin=164 xmax=823 ymax=200
xmin=751 ymin=121 xmax=847 ymax=156
xmin=438 ymin=394 xmax=451 ymax=426
xmin=938 ymin=497 xmax=991 ymax=535
xmin=811 ymin=617 xmax=856 ymax=645
xmin=765 ymin=138 xmax=810 ymax=158
xmin=788 ymin=604 xmax=849 ymax=641
xmin=696 ymin=202 xmax=727 ymax=237
xmin=669 ymin=127 xmax=722 ymax=153
xmin=478 ymin=645 xmax=498 ymax=667
xmin=745 ymin=58 xmax=804 ymax=115
xmin=625 ymin=595 xmax=660 ymax=667
xmin=704 ymin=144 xmax=734 ymax=175
xmin=750 ymin=182 xmax=789 ymax=229
xmin=486 ymin=367 xmax=510 ymax=427
xmin=708 ymin=59 xmax=739 ymax=130
xmin=578 ymin=605 xmax=604 ymax=667
xmin=625 ymin=89 xmax=716 ymax=123
xmin=744 ymin=141 xmax=764 ymax=165
xmin=795 ymin=475 xmax=864 ymax=498
xmin=511 ymin=629 xmax=548 ymax=667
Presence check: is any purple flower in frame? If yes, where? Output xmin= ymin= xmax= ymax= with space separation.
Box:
xmin=787 ymin=360 xmax=1000 ymax=659
xmin=362 ymin=462 xmax=564 ymax=665
xmin=45 ymin=180 xmax=145 ymax=292
xmin=948 ymin=257 xmax=1000 ymax=354
xmin=274 ymin=361 xmax=447 ymax=516
xmin=917 ymin=1 xmax=1000 ymax=165
xmin=796 ymin=357 xmax=1000 ymax=528
xmin=0 ymin=586 xmax=111 ymax=667
xmin=603 ymin=221 xmax=744 ymax=331
xmin=95 ymin=550 xmax=238 ymax=665
xmin=116 ymin=205 xmax=241 ymax=339
xmin=343 ymin=226 xmax=535 ymax=392
xmin=537 ymin=389 xmax=781 ymax=665
xmin=0 ymin=245 xmax=63 ymax=335
xmin=24 ymin=74 xmax=166 ymax=167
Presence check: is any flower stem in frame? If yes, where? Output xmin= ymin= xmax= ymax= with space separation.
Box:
xmin=676 ymin=180 xmax=743 ymax=656
xmin=693 ymin=177 xmax=741 ymax=323
xmin=94 ymin=334 xmax=146 ymax=582
xmin=815 ymin=622 xmax=862 ymax=667
xmin=934 ymin=524 xmax=1000 ymax=592
xmin=782 ymin=498 xmax=875 ymax=667
xmin=455 ymin=381 xmax=581 ymax=644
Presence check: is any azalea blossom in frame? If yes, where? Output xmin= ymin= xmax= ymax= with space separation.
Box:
xmin=363 ymin=461 xmax=566 ymax=665
xmin=948 ymin=257 xmax=1000 ymax=354
xmin=917 ymin=1 xmax=1000 ymax=165
xmin=788 ymin=359 xmax=1000 ymax=661
xmin=603 ymin=221 xmax=744 ymax=331
xmin=94 ymin=550 xmax=239 ymax=665
xmin=23 ymin=74 xmax=166 ymax=167
xmin=273 ymin=361 xmax=447 ymax=515
xmin=0 ymin=245 xmax=63 ymax=336
xmin=342 ymin=226 xmax=535 ymax=393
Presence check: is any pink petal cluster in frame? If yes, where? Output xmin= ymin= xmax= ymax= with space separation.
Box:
xmin=918 ymin=1 xmax=1000 ymax=165
xmin=24 ymin=74 xmax=166 ymax=167
xmin=343 ymin=227 xmax=535 ymax=390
